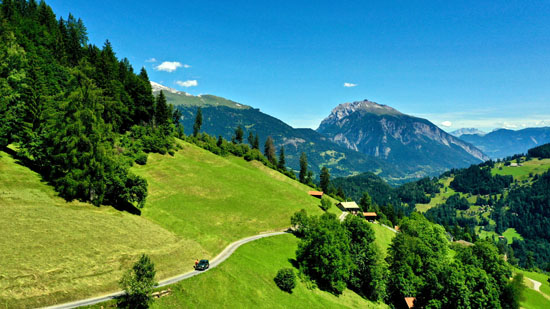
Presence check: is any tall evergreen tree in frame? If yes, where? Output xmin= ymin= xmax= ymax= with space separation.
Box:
xmin=278 ymin=146 xmax=286 ymax=170
xmin=320 ymin=166 xmax=331 ymax=193
xmin=299 ymin=152 xmax=308 ymax=183
xmin=193 ymin=107 xmax=202 ymax=137
xmin=253 ymin=133 xmax=260 ymax=150
xmin=264 ymin=136 xmax=276 ymax=165
xmin=154 ymin=91 xmax=171 ymax=126
xmin=234 ymin=125 xmax=244 ymax=143
xmin=248 ymin=131 xmax=254 ymax=146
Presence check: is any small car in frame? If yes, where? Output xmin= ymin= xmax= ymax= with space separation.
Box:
xmin=195 ymin=259 xmax=209 ymax=271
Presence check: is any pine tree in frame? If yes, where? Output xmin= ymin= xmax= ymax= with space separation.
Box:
xmin=264 ymin=136 xmax=276 ymax=165
xmin=299 ymin=152 xmax=308 ymax=183
xmin=320 ymin=166 xmax=330 ymax=193
xmin=235 ymin=125 xmax=244 ymax=143
xmin=253 ymin=133 xmax=260 ymax=150
xmin=278 ymin=146 xmax=286 ymax=170
xmin=193 ymin=107 xmax=202 ymax=137
xmin=154 ymin=91 xmax=170 ymax=126
xmin=248 ymin=132 xmax=254 ymax=146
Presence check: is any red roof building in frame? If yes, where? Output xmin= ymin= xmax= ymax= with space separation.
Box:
xmin=308 ymin=191 xmax=324 ymax=198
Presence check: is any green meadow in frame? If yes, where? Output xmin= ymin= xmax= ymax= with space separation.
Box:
xmin=0 ymin=141 xmax=333 ymax=307
xmin=492 ymin=158 xmax=550 ymax=181
xmin=149 ymin=234 xmax=388 ymax=309
xmin=0 ymin=150 xmax=192 ymax=308
xmin=133 ymin=141 xmax=333 ymax=256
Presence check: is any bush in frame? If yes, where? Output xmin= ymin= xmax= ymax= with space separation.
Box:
xmin=320 ymin=197 xmax=332 ymax=211
xmin=274 ymin=268 xmax=296 ymax=293
xmin=135 ymin=152 xmax=148 ymax=165
xmin=119 ymin=254 xmax=157 ymax=309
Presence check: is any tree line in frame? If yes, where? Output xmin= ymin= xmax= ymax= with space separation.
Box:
xmin=0 ymin=0 xmax=182 ymax=209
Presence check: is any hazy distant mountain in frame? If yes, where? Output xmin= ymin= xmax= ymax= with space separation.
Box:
xmin=460 ymin=127 xmax=550 ymax=159
xmin=152 ymin=82 xmax=413 ymax=183
xmin=316 ymin=100 xmax=489 ymax=176
xmin=450 ymin=128 xmax=486 ymax=137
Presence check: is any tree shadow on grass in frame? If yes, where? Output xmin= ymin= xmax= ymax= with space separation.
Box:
xmin=113 ymin=200 xmax=142 ymax=215
xmin=3 ymin=146 xmax=142 ymax=216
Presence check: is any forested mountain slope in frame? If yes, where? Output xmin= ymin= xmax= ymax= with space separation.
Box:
xmin=153 ymin=83 xmax=412 ymax=183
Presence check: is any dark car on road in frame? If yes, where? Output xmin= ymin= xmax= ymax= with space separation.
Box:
xmin=195 ymin=259 xmax=209 ymax=271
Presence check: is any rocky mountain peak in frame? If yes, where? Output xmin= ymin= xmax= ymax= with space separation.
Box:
xmin=150 ymin=81 xmax=193 ymax=96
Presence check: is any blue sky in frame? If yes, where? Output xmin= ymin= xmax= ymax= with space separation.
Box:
xmin=48 ymin=0 xmax=550 ymax=132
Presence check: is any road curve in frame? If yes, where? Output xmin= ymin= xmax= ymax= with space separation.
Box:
xmin=44 ymin=231 xmax=288 ymax=309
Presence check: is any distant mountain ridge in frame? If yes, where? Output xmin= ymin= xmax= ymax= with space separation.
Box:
xmin=317 ymin=100 xmax=489 ymax=176
xmin=151 ymin=82 xmax=412 ymax=183
xmin=460 ymin=127 xmax=550 ymax=159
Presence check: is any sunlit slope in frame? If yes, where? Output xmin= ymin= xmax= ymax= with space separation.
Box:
xmin=133 ymin=141 xmax=334 ymax=255
xmin=0 ymin=150 xmax=197 ymax=308
xmin=151 ymin=234 xmax=387 ymax=309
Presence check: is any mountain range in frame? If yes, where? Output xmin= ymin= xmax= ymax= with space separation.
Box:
xmin=458 ymin=127 xmax=550 ymax=159
xmin=153 ymin=82 xmax=489 ymax=183
xmin=316 ymin=100 xmax=489 ymax=176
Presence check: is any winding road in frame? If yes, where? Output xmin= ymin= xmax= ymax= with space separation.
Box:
xmin=44 ymin=231 xmax=288 ymax=309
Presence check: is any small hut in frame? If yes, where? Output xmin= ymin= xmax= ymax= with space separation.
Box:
xmin=363 ymin=212 xmax=378 ymax=222
xmin=308 ymin=191 xmax=324 ymax=199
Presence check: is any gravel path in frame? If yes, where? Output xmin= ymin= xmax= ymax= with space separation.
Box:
xmin=528 ymin=278 xmax=542 ymax=292
xmin=44 ymin=231 xmax=288 ymax=309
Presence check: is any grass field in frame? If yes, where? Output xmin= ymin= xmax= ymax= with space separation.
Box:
xmin=1 ymin=141 xmax=334 ymax=307
xmin=133 ymin=141 xmax=333 ymax=257
xmin=369 ymin=222 xmax=396 ymax=255
xmin=415 ymin=177 xmax=456 ymax=212
xmin=149 ymin=234 xmax=387 ymax=308
xmin=492 ymin=158 xmax=550 ymax=181
xmin=0 ymin=150 xmax=195 ymax=308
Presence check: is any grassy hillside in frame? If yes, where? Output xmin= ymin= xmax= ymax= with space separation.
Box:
xmin=1 ymin=142 xmax=334 ymax=307
xmin=0 ymin=150 xmax=193 ymax=308
xmin=149 ymin=234 xmax=387 ymax=308
xmin=133 ymin=141 xmax=333 ymax=256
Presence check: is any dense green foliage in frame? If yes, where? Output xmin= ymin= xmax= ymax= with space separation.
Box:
xmin=294 ymin=211 xmax=386 ymax=301
xmin=119 ymin=254 xmax=157 ymax=309
xmin=274 ymin=268 xmax=296 ymax=293
xmin=504 ymin=169 xmax=550 ymax=270
xmin=450 ymin=164 xmax=513 ymax=195
xmin=387 ymin=213 xmax=520 ymax=309
xmin=0 ymin=0 xmax=182 ymax=208
xmin=320 ymin=196 xmax=332 ymax=211
xmin=528 ymin=142 xmax=550 ymax=159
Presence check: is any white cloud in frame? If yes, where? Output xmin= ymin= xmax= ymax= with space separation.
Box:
xmin=441 ymin=121 xmax=452 ymax=127
xmin=155 ymin=61 xmax=183 ymax=72
xmin=145 ymin=57 xmax=157 ymax=63
xmin=344 ymin=82 xmax=357 ymax=87
xmin=183 ymin=64 xmax=191 ymax=68
xmin=176 ymin=80 xmax=198 ymax=87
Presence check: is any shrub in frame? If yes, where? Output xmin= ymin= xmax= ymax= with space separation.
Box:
xmin=274 ymin=268 xmax=296 ymax=293
xmin=135 ymin=152 xmax=148 ymax=165
xmin=320 ymin=197 xmax=332 ymax=211
xmin=119 ymin=254 xmax=157 ymax=308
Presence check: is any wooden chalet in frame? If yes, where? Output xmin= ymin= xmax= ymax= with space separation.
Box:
xmin=337 ymin=201 xmax=360 ymax=214
xmin=363 ymin=212 xmax=378 ymax=221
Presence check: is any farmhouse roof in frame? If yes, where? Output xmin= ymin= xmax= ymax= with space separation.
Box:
xmin=338 ymin=201 xmax=360 ymax=209
xmin=363 ymin=212 xmax=378 ymax=217
xmin=404 ymin=297 xmax=416 ymax=308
